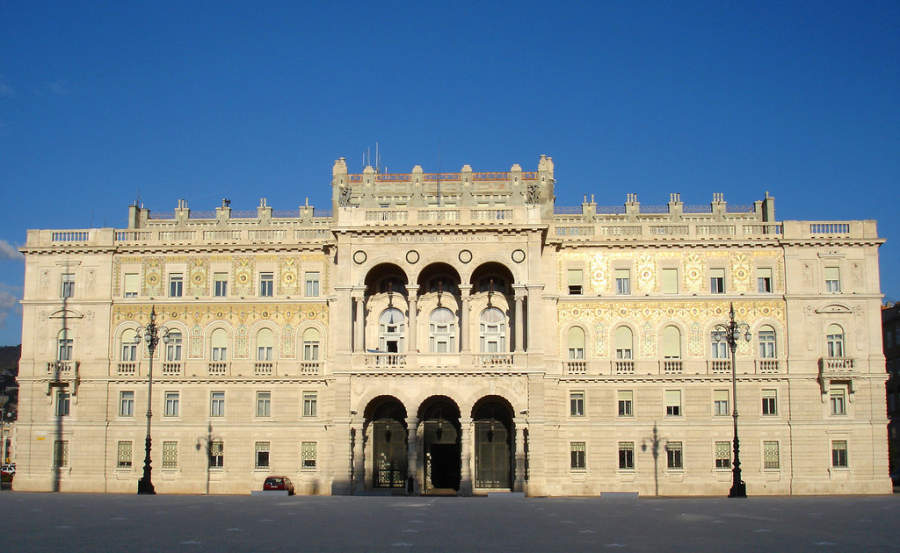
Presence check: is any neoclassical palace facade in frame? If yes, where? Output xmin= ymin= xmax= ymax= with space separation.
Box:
xmin=15 ymin=156 xmax=891 ymax=495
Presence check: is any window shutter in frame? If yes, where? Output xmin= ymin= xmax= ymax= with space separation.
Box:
xmin=661 ymin=268 xmax=677 ymax=293
xmin=211 ymin=329 xmax=227 ymax=349
xmin=614 ymin=326 xmax=633 ymax=350
xmin=662 ymin=326 xmax=681 ymax=357
xmin=124 ymin=273 xmax=139 ymax=294
xmin=618 ymin=390 xmax=633 ymax=402
xmin=710 ymin=268 xmax=725 ymax=279
xmin=665 ymin=390 xmax=680 ymax=405
xmin=257 ymin=329 xmax=273 ymax=348
xmin=302 ymin=328 xmax=320 ymax=342
xmin=567 ymin=327 xmax=585 ymax=349
xmin=615 ymin=269 xmax=629 ymax=280
xmin=567 ymin=269 xmax=583 ymax=286
xmin=714 ymin=390 xmax=728 ymax=403
xmin=825 ymin=267 xmax=840 ymax=281
xmin=758 ymin=267 xmax=772 ymax=279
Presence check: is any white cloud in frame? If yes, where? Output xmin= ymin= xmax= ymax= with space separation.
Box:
xmin=0 ymin=284 xmax=21 ymax=330
xmin=0 ymin=241 xmax=22 ymax=261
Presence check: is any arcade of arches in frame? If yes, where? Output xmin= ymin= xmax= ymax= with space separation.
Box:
xmin=353 ymin=395 xmax=525 ymax=495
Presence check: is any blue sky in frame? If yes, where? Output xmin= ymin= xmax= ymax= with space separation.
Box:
xmin=1 ymin=1 xmax=898 ymax=345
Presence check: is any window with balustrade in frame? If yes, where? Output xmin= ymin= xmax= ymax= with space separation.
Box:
xmin=57 ymin=329 xmax=73 ymax=361
xmin=166 ymin=331 xmax=182 ymax=362
xmin=379 ymin=308 xmax=406 ymax=353
xmin=121 ymin=328 xmax=137 ymax=361
xmin=711 ymin=332 xmax=728 ymax=360
xmin=429 ymin=308 xmax=456 ymax=353
xmin=210 ymin=328 xmax=228 ymax=361
xmin=567 ymin=327 xmax=585 ymax=360
xmin=302 ymin=328 xmax=320 ymax=360
xmin=826 ymin=324 xmax=845 ymax=358
xmin=479 ymin=308 xmax=506 ymax=353
xmin=758 ymin=326 xmax=776 ymax=359
xmin=614 ymin=326 xmax=633 ymax=360
xmin=256 ymin=328 xmax=274 ymax=361
xmin=662 ymin=326 xmax=682 ymax=366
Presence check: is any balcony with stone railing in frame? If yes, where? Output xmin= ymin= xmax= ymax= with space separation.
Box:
xmin=553 ymin=358 xmax=785 ymax=377
xmin=117 ymin=362 xmax=138 ymax=376
xmin=350 ymin=352 xmax=523 ymax=372
xmin=46 ymin=361 xmax=75 ymax=375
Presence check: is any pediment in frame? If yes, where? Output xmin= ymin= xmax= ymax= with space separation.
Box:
xmin=815 ymin=304 xmax=852 ymax=314
xmin=48 ymin=308 xmax=84 ymax=320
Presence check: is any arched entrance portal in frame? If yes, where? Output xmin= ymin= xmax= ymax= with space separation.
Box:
xmin=418 ymin=396 xmax=461 ymax=493
xmin=473 ymin=396 xmax=515 ymax=489
xmin=366 ymin=396 xmax=408 ymax=489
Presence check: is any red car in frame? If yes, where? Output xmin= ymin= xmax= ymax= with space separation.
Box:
xmin=263 ymin=476 xmax=295 ymax=495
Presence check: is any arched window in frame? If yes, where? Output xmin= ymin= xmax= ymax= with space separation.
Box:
xmin=759 ymin=326 xmax=776 ymax=359
xmin=662 ymin=326 xmax=682 ymax=359
xmin=710 ymin=331 xmax=728 ymax=359
xmin=165 ymin=331 xmax=182 ymax=361
xmin=480 ymin=307 xmax=506 ymax=353
xmin=567 ymin=327 xmax=585 ymax=360
xmin=302 ymin=328 xmax=320 ymax=361
xmin=379 ymin=308 xmax=405 ymax=353
xmin=256 ymin=328 xmax=274 ymax=361
xmin=614 ymin=326 xmax=633 ymax=360
xmin=57 ymin=329 xmax=73 ymax=361
xmin=826 ymin=324 xmax=844 ymax=358
xmin=429 ymin=307 xmax=456 ymax=353
xmin=121 ymin=328 xmax=137 ymax=361
xmin=211 ymin=328 xmax=228 ymax=361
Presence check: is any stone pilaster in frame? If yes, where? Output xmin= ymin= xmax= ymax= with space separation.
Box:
xmin=459 ymin=285 xmax=472 ymax=353
xmin=513 ymin=285 xmax=526 ymax=353
xmin=406 ymin=416 xmax=419 ymax=494
xmin=513 ymin=418 xmax=527 ymax=492
xmin=459 ymin=417 xmax=474 ymax=496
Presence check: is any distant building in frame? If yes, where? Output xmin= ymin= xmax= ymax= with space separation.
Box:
xmin=13 ymin=156 xmax=891 ymax=495
xmin=883 ymin=303 xmax=900 ymax=480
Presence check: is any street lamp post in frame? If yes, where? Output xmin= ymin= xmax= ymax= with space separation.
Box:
xmin=713 ymin=302 xmax=751 ymax=498
xmin=135 ymin=306 xmax=172 ymax=495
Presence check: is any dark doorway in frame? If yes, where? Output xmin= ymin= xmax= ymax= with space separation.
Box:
xmin=368 ymin=397 xmax=408 ymax=489
xmin=419 ymin=396 xmax=461 ymax=493
xmin=473 ymin=396 xmax=514 ymax=489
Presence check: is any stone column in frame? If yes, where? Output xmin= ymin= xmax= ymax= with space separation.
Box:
xmin=352 ymin=421 xmax=365 ymax=493
xmin=407 ymin=285 xmax=419 ymax=353
xmin=459 ymin=417 xmax=474 ymax=495
xmin=513 ymin=418 xmax=527 ymax=492
xmin=459 ymin=285 xmax=472 ymax=353
xmin=352 ymin=289 xmax=364 ymax=353
xmin=406 ymin=416 xmax=419 ymax=495
xmin=513 ymin=285 xmax=526 ymax=353
xmin=526 ymin=284 xmax=543 ymax=353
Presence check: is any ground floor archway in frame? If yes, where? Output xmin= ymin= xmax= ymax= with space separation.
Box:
xmin=365 ymin=396 xmax=408 ymax=489
xmin=473 ymin=395 xmax=515 ymax=489
xmin=418 ymin=395 xmax=461 ymax=493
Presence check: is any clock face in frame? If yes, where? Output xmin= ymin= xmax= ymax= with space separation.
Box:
xmin=406 ymin=250 xmax=420 ymax=264
xmin=458 ymin=249 xmax=472 ymax=264
xmin=511 ymin=249 xmax=526 ymax=263
xmin=353 ymin=250 xmax=367 ymax=264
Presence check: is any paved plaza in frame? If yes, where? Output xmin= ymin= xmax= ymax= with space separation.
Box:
xmin=1 ymin=491 xmax=898 ymax=552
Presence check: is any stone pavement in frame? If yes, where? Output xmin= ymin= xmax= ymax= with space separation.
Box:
xmin=1 ymin=492 xmax=898 ymax=552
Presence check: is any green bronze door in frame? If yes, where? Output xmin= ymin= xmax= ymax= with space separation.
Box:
xmin=475 ymin=420 xmax=510 ymax=489
xmin=373 ymin=419 xmax=407 ymax=488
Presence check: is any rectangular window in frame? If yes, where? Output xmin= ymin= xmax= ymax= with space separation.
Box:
xmin=124 ymin=273 xmax=139 ymax=298
xmin=665 ymin=390 xmax=681 ymax=417
xmin=301 ymin=441 xmax=317 ymax=469
xmin=570 ymin=442 xmax=586 ymax=470
xmin=763 ymin=441 xmax=780 ymax=470
xmin=259 ymin=272 xmax=274 ymax=297
xmin=666 ymin=441 xmax=683 ymax=469
xmin=210 ymin=391 xmax=225 ymax=417
xmin=615 ymin=269 xmax=631 ymax=295
xmin=569 ymin=391 xmax=585 ymax=417
xmin=117 ymin=441 xmax=132 ymax=469
xmin=119 ymin=391 xmax=134 ymax=417
xmin=255 ymin=441 xmax=270 ymax=469
xmin=164 ymin=391 xmax=180 ymax=417
xmin=256 ymin=391 xmax=271 ymax=417
xmin=715 ymin=441 xmax=732 ymax=469
xmin=208 ymin=441 xmax=224 ymax=468
xmin=56 ymin=391 xmax=70 ymax=417
xmin=305 ymin=272 xmax=320 ymax=297
xmin=711 ymin=335 xmax=728 ymax=359
xmin=830 ymin=387 xmax=847 ymax=415
xmin=61 ymin=273 xmax=75 ymax=299
xmin=213 ymin=273 xmax=228 ymax=297
xmin=618 ymin=442 xmax=634 ymax=470
xmin=53 ymin=440 xmax=69 ymax=468
xmin=567 ymin=269 xmax=583 ymax=295
xmin=761 ymin=389 xmax=777 ymax=416
xmin=617 ymin=390 xmax=633 ymax=417
xmin=162 ymin=441 xmax=178 ymax=469
xmin=169 ymin=273 xmax=183 ymax=297
xmin=825 ymin=267 xmax=841 ymax=293
xmin=661 ymin=268 xmax=678 ymax=294
xmin=303 ymin=392 xmax=317 ymax=417
xmin=710 ymin=268 xmax=725 ymax=294
xmin=714 ymin=390 xmax=730 ymax=416
xmin=757 ymin=268 xmax=773 ymax=293
xmin=831 ymin=440 xmax=848 ymax=468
